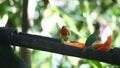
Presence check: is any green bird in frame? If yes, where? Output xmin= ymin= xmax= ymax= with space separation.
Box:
xmin=84 ymin=23 xmax=100 ymax=51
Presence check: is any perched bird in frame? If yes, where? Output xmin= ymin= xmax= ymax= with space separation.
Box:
xmin=84 ymin=23 xmax=100 ymax=51
xmin=51 ymin=26 xmax=69 ymax=68
xmin=60 ymin=26 xmax=69 ymax=43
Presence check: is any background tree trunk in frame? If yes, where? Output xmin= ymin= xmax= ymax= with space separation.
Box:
xmin=21 ymin=0 xmax=34 ymax=67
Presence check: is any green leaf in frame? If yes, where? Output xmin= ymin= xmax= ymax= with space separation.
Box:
xmin=88 ymin=60 xmax=102 ymax=68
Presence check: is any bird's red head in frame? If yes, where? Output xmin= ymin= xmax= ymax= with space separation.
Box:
xmin=60 ymin=26 xmax=68 ymax=36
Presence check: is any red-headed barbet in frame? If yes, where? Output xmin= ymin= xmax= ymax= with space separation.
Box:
xmin=60 ymin=26 xmax=69 ymax=42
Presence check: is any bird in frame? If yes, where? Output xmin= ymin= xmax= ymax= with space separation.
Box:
xmin=51 ymin=26 xmax=69 ymax=68
xmin=84 ymin=23 xmax=100 ymax=51
xmin=60 ymin=26 xmax=69 ymax=43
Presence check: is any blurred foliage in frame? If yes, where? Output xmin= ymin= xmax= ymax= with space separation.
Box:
xmin=0 ymin=0 xmax=120 ymax=68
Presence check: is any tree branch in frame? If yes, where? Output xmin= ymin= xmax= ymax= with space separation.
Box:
xmin=0 ymin=27 xmax=120 ymax=66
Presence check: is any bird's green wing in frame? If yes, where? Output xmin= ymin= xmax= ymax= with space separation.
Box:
xmin=85 ymin=33 xmax=98 ymax=47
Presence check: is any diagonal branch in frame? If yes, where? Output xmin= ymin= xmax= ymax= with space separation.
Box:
xmin=0 ymin=27 xmax=120 ymax=66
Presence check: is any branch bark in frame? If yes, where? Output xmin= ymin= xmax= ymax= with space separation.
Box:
xmin=0 ymin=27 xmax=120 ymax=66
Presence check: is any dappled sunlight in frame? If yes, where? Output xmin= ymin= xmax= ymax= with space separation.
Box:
xmin=0 ymin=14 xmax=8 ymax=27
